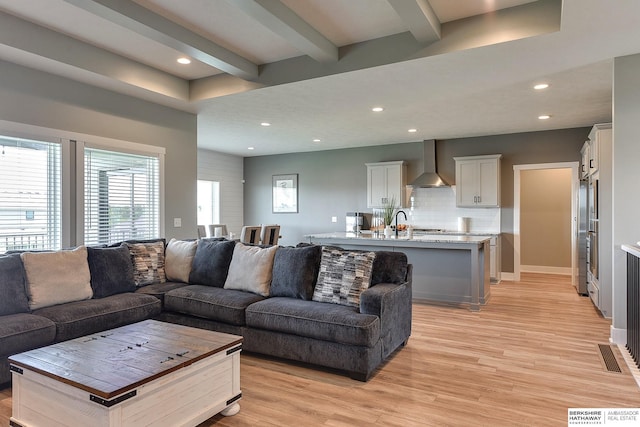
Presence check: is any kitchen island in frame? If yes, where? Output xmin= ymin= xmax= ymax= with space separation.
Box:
xmin=305 ymin=232 xmax=491 ymax=311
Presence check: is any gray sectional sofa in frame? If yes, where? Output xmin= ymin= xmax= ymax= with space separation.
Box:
xmin=1 ymin=237 xmax=412 ymax=386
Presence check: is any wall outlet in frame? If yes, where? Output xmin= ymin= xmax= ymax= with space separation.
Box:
xmin=331 ymin=216 xmax=337 ymax=223
xmin=173 ymin=217 xmax=182 ymax=227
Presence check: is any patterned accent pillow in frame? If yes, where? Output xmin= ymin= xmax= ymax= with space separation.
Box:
xmin=312 ymin=247 xmax=376 ymax=308
xmin=126 ymin=241 xmax=166 ymax=286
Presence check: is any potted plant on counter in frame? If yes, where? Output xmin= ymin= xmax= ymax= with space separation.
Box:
xmin=382 ymin=196 xmax=397 ymax=238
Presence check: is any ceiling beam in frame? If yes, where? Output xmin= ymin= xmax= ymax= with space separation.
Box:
xmin=230 ymin=0 xmax=338 ymax=63
xmin=61 ymin=0 xmax=259 ymax=80
xmin=387 ymin=0 xmax=441 ymax=44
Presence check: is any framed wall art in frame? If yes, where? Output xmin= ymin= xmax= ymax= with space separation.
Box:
xmin=272 ymin=174 xmax=298 ymax=213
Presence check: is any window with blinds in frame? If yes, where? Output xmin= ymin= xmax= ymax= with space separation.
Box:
xmin=0 ymin=135 xmax=61 ymax=252
xmin=84 ymin=147 xmax=160 ymax=246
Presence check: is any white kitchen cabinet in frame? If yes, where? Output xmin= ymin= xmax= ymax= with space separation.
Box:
xmin=454 ymin=155 xmax=502 ymax=207
xmin=366 ymin=161 xmax=407 ymax=208
xmin=580 ymin=141 xmax=590 ymax=179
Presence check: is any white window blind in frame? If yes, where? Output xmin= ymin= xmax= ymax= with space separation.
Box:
xmin=84 ymin=147 xmax=160 ymax=246
xmin=0 ymin=135 xmax=61 ymax=252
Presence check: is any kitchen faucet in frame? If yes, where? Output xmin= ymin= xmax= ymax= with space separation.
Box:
xmin=395 ymin=210 xmax=407 ymax=237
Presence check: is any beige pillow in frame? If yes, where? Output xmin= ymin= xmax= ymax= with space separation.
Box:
xmin=165 ymin=238 xmax=197 ymax=283
xmin=21 ymin=246 xmax=93 ymax=310
xmin=224 ymin=243 xmax=277 ymax=296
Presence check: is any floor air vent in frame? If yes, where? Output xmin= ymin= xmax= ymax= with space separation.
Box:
xmin=598 ymin=344 xmax=622 ymax=373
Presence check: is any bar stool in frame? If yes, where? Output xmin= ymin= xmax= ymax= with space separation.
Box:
xmin=197 ymin=225 xmax=207 ymax=238
xmin=240 ymin=226 xmax=261 ymax=245
xmin=260 ymin=224 xmax=280 ymax=246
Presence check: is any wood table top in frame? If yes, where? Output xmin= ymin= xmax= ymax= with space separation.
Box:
xmin=9 ymin=320 xmax=243 ymax=399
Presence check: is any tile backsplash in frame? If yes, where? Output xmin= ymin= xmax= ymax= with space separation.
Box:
xmin=406 ymin=186 xmax=501 ymax=233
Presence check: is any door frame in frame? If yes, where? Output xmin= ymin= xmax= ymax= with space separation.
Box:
xmin=513 ymin=162 xmax=579 ymax=283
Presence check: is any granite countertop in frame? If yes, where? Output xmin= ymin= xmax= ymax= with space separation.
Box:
xmin=305 ymin=231 xmax=492 ymax=245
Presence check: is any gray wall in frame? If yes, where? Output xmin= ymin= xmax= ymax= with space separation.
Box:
xmin=244 ymin=127 xmax=589 ymax=272
xmin=0 ymin=59 xmax=198 ymax=242
xmin=612 ymin=54 xmax=640 ymax=342
xmin=244 ymin=143 xmax=424 ymax=245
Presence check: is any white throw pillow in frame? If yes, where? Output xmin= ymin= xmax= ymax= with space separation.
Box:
xmin=21 ymin=246 xmax=93 ymax=310
xmin=224 ymin=243 xmax=277 ymax=296
xmin=165 ymin=238 xmax=198 ymax=283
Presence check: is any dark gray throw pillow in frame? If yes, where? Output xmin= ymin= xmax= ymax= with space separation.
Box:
xmin=87 ymin=244 xmax=136 ymax=298
xmin=0 ymin=254 xmax=30 ymax=315
xmin=270 ymin=245 xmax=322 ymax=300
xmin=189 ymin=239 xmax=236 ymax=287
xmin=371 ymin=251 xmax=408 ymax=285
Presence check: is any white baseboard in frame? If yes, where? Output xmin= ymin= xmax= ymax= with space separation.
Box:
xmin=520 ymin=265 xmax=572 ymax=275
xmin=500 ymin=272 xmax=515 ymax=281
xmin=610 ymin=325 xmax=626 ymax=345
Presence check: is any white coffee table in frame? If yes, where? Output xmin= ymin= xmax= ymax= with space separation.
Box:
xmin=9 ymin=320 xmax=243 ymax=427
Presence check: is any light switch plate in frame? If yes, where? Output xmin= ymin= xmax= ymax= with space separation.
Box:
xmin=173 ymin=218 xmax=182 ymax=227
xmin=331 ymin=216 xmax=337 ymax=223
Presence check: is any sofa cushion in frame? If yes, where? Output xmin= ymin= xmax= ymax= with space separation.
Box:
xmin=135 ymin=281 xmax=190 ymax=308
xmin=270 ymin=245 xmax=322 ymax=300
xmin=164 ymin=284 xmax=265 ymax=326
xmin=33 ymin=293 xmax=161 ymax=342
xmin=189 ymin=239 xmax=236 ymax=287
xmin=0 ymin=254 xmax=29 ymax=316
xmin=312 ymin=247 xmax=375 ymax=308
xmin=0 ymin=313 xmax=56 ymax=356
xmin=165 ymin=238 xmax=198 ymax=283
xmin=87 ymin=244 xmax=136 ymax=298
xmin=21 ymin=246 xmax=93 ymax=310
xmin=224 ymin=243 xmax=277 ymax=297
xmin=126 ymin=241 xmax=166 ymax=286
xmin=246 ymin=298 xmax=380 ymax=347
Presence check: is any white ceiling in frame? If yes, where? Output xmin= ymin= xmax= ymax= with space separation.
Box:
xmin=0 ymin=0 xmax=638 ymax=157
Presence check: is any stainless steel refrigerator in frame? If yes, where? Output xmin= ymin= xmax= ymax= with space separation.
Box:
xmin=576 ymin=179 xmax=588 ymax=295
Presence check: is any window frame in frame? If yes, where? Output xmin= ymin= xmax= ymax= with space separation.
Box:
xmin=76 ymin=139 xmax=165 ymax=245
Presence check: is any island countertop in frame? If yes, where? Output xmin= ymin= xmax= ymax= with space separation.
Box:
xmin=304 ymin=231 xmax=491 ymax=249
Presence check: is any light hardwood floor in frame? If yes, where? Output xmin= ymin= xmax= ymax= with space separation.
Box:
xmin=2 ymin=273 xmax=640 ymax=426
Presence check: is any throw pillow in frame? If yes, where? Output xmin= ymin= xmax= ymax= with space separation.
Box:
xmin=270 ymin=245 xmax=322 ymax=300
xmin=0 ymin=254 xmax=30 ymax=316
xmin=165 ymin=238 xmax=198 ymax=283
xmin=21 ymin=246 xmax=93 ymax=310
xmin=312 ymin=247 xmax=376 ymax=308
xmin=189 ymin=239 xmax=236 ymax=287
xmin=87 ymin=244 xmax=135 ymax=298
xmin=125 ymin=241 xmax=166 ymax=286
xmin=224 ymin=243 xmax=278 ymax=297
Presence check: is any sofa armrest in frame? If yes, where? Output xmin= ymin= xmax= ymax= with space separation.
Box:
xmin=359 ymin=264 xmax=412 ymax=350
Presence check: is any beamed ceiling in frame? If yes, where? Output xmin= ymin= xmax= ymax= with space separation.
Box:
xmin=1 ymin=0 xmax=640 ymax=156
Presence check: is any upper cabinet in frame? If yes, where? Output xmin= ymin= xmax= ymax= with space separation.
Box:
xmin=580 ymin=141 xmax=590 ymax=179
xmin=366 ymin=161 xmax=407 ymax=208
xmin=454 ymin=154 xmax=502 ymax=208
xmin=582 ymin=123 xmax=611 ymax=177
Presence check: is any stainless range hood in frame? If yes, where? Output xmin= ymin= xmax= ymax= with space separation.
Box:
xmin=408 ymin=139 xmax=450 ymax=188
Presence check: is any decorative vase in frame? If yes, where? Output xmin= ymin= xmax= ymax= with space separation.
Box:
xmin=384 ymin=225 xmax=392 ymax=238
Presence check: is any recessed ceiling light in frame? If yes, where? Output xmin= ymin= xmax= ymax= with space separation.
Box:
xmin=538 ymin=114 xmax=551 ymax=120
xmin=177 ymin=57 xmax=191 ymax=65
xmin=534 ymin=83 xmax=549 ymax=90
xmin=408 ymin=128 xmax=417 ymax=133
xmin=371 ymin=107 xmax=384 ymax=112
xmin=313 ymin=139 xmax=321 ymax=142
xmin=260 ymin=122 xmax=271 ymax=127
xmin=247 ymin=146 xmax=255 ymax=150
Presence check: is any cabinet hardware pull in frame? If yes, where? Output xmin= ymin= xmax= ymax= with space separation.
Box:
xmin=590 ymin=159 xmax=594 ymax=168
